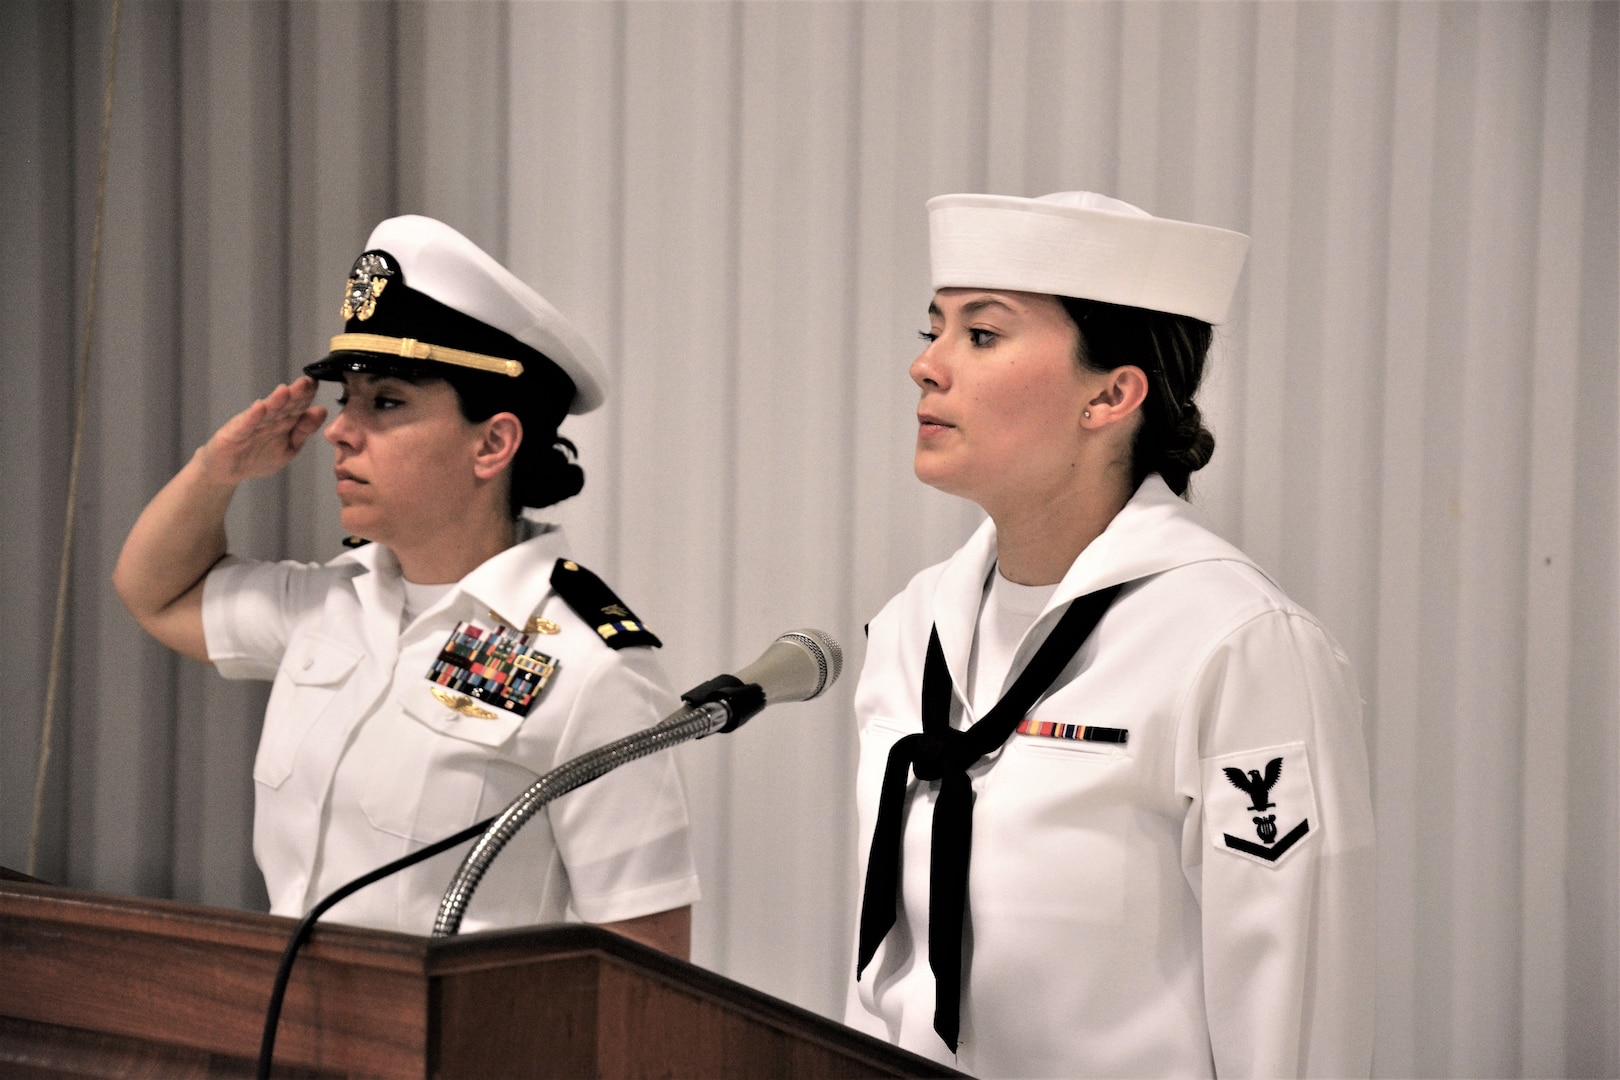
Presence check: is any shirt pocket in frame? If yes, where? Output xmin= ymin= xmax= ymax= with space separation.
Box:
xmin=253 ymin=637 xmax=363 ymax=789
xmin=975 ymin=732 xmax=1131 ymax=923
xmin=357 ymin=682 xmax=527 ymax=842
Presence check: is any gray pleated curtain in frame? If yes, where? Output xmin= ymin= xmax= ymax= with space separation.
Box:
xmin=2 ymin=3 xmax=1614 ymax=1077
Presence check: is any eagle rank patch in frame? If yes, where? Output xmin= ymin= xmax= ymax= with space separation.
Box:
xmin=1203 ymin=741 xmax=1318 ymax=867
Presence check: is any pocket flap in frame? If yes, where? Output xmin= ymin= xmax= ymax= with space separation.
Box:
xmin=283 ymin=637 xmax=363 ymax=686
xmin=253 ymin=638 xmax=364 ymax=788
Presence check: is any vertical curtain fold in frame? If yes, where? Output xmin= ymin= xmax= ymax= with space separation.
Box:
xmin=1 ymin=3 xmax=1613 ymax=1075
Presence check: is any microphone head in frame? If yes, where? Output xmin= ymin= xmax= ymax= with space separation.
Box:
xmin=733 ymin=629 xmax=844 ymax=705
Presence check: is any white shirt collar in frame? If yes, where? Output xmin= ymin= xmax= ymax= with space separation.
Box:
xmin=931 ymin=475 xmax=1261 ymax=692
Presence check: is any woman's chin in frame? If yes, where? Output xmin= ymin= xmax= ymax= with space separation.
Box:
xmin=337 ymin=508 xmax=385 ymax=544
xmin=913 ymin=456 xmax=973 ymax=501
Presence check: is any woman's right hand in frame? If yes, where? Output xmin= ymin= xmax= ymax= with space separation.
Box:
xmin=115 ymin=375 xmax=329 ymax=663
xmin=197 ymin=375 xmax=329 ymax=486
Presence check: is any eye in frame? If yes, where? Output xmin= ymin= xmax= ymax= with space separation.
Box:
xmin=917 ymin=330 xmax=939 ymax=344
xmin=968 ymin=328 xmax=997 ymax=348
xmin=374 ymin=395 xmax=403 ymax=410
xmin=335 ymin=394 xmax=351 ymax=408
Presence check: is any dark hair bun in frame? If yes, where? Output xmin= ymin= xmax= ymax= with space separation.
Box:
xmin=514 ymin=437 xmax=585 ymax=509
xmin=438 ymin=365 xmax=583 ymax=515
xmin=1154 ymin=402 xmax=1216 ymax=496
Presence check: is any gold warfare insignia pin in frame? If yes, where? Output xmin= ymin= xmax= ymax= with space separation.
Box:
xmin=430 ymin=686 xmax=499 ymax=720
xmin=341 ymin=252 xmax=394 ymax=322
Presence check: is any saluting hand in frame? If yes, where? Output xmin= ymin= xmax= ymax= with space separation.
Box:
xmin=197 ymin=376 xmax=328 ymax=486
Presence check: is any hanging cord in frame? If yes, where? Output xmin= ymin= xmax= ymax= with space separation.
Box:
xmin=28 ymin=0 xmax=123 ymax=877
xmin=255 ymin=815 xmax=496 ymax=1080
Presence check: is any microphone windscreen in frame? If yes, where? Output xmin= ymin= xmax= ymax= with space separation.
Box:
xmin=732 ymin=629 xmax=843 ymax=704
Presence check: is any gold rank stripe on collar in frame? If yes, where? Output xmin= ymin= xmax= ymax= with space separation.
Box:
xmin=548 ymin=559 xmax=663 ymax=650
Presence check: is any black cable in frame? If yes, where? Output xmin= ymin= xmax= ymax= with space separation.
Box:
xmin=255 ymin=814 xmax=496 ymax=1080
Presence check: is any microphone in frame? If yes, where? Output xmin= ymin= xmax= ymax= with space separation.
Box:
xmin=737 ymin=628 xmax=844 ymax=702
xmin=680 ymin=628 xmax=844 ymax=734
xmin=432 ymin=629 xmax=842 ymax=936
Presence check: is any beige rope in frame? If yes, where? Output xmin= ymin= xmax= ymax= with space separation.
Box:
xmin=29 ymin=0 xmax=123 ymax=877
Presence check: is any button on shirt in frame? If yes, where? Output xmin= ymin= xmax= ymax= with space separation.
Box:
xmin=202 ymin=521 xmax=700 ymax=934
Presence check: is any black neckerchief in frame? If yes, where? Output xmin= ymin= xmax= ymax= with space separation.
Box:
xmin=855 ymin=583 xmax=1124 ymax=1052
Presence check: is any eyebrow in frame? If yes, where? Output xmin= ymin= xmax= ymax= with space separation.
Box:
xmin=928 ymin=296 xmax=1019 ymax=321
xmin=959 ymin=297 xmax=1018 ymax=318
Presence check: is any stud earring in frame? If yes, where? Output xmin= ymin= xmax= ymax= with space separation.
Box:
xmin=1083 ymin=410 xmax=1092 ymax=419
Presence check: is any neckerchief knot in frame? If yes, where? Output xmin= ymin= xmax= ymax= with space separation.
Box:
xmin=910 ymin=727 xmax=970 ymax=782
xmin=855 ymin=582 xmax=1125 ymax=1054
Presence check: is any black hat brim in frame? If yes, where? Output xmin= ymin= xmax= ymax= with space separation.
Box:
xmin=305 ymin=350 xmax=471 ymax=384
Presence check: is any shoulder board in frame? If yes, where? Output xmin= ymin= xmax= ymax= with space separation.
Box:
xmin=549 ymin=559 xmax=663 ymax=650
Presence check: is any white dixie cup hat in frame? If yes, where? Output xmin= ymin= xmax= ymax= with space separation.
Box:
xmin=926 ymin=191 xmax=1251 ymax=325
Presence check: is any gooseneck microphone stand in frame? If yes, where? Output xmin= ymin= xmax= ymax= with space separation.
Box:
xmin=433 ymin=692 xmax=748 ymax=936
xmin=256 ymin=677 xmax=761 ymax=1079
xmin=256 ymin=628 xmax=839 ymax=1079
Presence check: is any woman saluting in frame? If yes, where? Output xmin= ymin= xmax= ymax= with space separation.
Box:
xmin=114 ymin=216 xmax=697 ymax=954
xmin=848 ymin=192 xmax=1375 ymax=1075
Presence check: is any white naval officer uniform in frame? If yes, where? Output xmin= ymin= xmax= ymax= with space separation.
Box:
xmin=203 ymin=519 xmax=700 ymax=934
xmin=846 ymin=476 xmax=1376 ymax=1077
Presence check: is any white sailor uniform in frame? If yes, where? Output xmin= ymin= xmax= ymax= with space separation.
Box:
xmin=846 ymin=476 xmax=1376 ymax=1078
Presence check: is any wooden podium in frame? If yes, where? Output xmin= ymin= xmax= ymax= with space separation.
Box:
xmin=0 ymin=874 xmax=956 ymax=1078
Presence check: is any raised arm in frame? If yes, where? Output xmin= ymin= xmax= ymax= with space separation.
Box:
xmin=113 ymin=376 xmax=327 ymax=663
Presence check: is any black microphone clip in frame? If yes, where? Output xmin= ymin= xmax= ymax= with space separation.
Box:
xmin=680 ymin=675 xmax=766 ymax=734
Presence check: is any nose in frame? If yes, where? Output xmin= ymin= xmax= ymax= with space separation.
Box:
xmin=910 ymin=342 xmax=947 ymax=391
xmin=324 ymin=403 xmax=355 ymax=449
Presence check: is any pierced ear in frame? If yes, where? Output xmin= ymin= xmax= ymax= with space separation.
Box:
xmin=472 ymin=413 xmax=523 ymax=481
xmin=1086 ymin=365 xmax=1150 ymax=425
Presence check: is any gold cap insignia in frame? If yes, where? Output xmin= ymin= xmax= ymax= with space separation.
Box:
xmin=341 ymin=252 xmax=394 ymax=322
